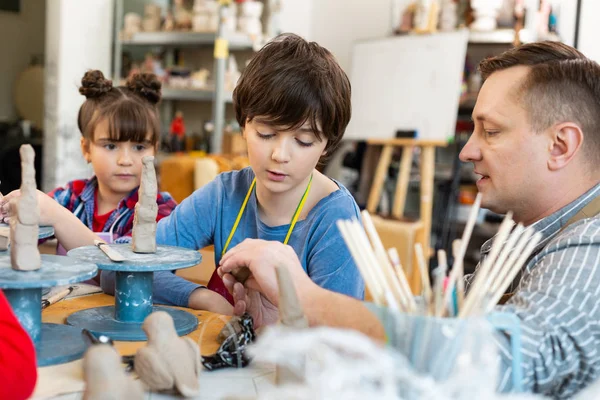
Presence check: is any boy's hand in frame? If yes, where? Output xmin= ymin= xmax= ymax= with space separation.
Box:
xmin=217 ymin=239 xmax=316 ymax=327
xmin=0 ymin=190 xmax=60 ymax=226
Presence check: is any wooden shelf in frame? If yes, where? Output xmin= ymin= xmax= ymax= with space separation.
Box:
xmin=468 ymin=29 xmax=560 ymax=45
xmin=161 ymin=86 xmax=233 ymax=102
xmin=120 ymin=31 xmax=255 ymax=50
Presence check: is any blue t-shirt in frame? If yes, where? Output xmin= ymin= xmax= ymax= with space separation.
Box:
xmin=135 ymin=167 xmax=364 ymax=307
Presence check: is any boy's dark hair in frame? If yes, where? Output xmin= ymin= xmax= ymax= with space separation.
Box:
xmin=479 ymin=41 xmax=600 ymax=163
xmin=233 ymin=33 xmax=351 ymax=154
xmin=78 ymin=70 xmax=162 ymax=145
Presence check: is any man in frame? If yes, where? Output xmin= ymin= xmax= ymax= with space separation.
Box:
xmin=218 ymin=41 xmax=600 ymax=398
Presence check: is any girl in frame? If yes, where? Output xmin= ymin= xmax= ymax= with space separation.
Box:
xmin=1 ymin=70 xmax=233 ymax=314
xmin=49 ymin=70 xmax=176 ymax=247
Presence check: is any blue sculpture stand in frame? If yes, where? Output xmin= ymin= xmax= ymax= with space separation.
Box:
xmin=0 ymin=223 xmax=54 ymax=241
xmin=66 ymin=244 xmax=202 ymax=341
xmin=0 ymin=255 xmax=98 ymax=366
xmin=0 ymin=223 xmax=56 ymax=296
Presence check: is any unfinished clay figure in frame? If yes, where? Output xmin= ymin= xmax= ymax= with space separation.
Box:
xmin=135 ymin=311 xmax=201 ymax=397
xmin=132 ymin=156 xmax=158 ymax=253
xmin=275 ymin=265 xmax=308 ymax=385
xmin=10 ymin=145 xmax=40 ymax=271
xmin=83 ymin=344 xmax=144 ymax=400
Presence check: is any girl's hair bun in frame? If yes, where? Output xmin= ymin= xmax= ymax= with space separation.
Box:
xmin=79 ymin=70 xmax=113 ymax=98
xmin=126 ymin=73 xmax=162 ymax=105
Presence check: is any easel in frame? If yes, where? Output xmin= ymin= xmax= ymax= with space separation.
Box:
xmin=365 ymin=138 xmax=447 ymax=294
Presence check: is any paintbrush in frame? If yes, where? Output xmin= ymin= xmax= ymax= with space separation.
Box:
xmin=42 ymin=286 xmax=74 ymax=309
xmin=94 ymin=240 xmax=125 ymax=262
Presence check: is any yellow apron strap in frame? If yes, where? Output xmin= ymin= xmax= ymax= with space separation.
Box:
xmin=284 ymin=174 xmax=313 ymax=244
xmin=222 ymin=178 xmax=256 ymax=256
xmin=222 ymin=174 xmax=313 ymax=256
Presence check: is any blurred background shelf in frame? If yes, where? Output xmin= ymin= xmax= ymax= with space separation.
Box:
xmin=468 ymin=28 xmax=560 ymax=44
xmin=161 ymin=86 xmax=233 ymax=102
xmin=120 ymin=31 xmax=255 ymax=50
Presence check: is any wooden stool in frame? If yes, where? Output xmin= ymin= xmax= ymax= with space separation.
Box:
xmin=366 ymin=139 xmax=447 ymax=294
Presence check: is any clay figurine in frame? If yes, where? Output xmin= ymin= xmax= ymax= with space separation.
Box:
xmin=83 ymin=344 xmax=144 ymax=400
xmin=132 ymin=156 xmax=158 ymax=253
xmin=163 ymin=11 xmax=175 ymax=31
xmin=174 ymin=0 xmax=193 ymax=30
xmin=10 ymin=144 xmax=41 ymax=271
xmin=135 ymin=311 xmax=201 ymax=397
xmin=275 ymin=265 xmax=308 ymax=385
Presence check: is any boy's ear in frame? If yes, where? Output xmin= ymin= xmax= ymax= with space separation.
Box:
xmin=80 ymin=137 xmax=91 ymax=163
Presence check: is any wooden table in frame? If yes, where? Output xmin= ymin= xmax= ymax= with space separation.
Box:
xmin=36 ymin=293 xmax=277 ymax=400
xmin=41 ymin=293 xmax=228 ymax=356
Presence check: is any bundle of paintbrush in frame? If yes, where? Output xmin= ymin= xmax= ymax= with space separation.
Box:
xmin=337 ymin=194 xmax=543 ymax=318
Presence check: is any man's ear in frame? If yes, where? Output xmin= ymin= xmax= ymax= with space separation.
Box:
xmin=80 ymin=137 xmax=91 ymax=163
xmin=547 ymin=122 xmax=584 ymax=171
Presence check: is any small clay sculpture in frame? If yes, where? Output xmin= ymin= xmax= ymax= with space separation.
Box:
xmin=275 ymin=265 xmax=308 ymax=385
xmin=132 ymin=156 xmax=158 ymax=253
xmin=135 ymin=311 xmax=201 ymax=397
xmin=10 ymin=145 xmax=40 ymax=271
xmin=83 ymin=344 xmax=144 ymax=400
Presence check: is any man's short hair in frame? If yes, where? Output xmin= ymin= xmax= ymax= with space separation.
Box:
xmin=479 ymin=41 xmax=600 ymax=164
xmin=233 ymin=33 xmax=351 ymax=154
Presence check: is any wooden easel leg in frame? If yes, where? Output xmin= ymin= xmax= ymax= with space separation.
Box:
xmin=418 ymin=145 xmax=436 ymax=286
xmin=367 ymin=145 xmax=393 ymax=213
xmin=356 ymin=145 xmax=380 ymax=206
xmin=392 ymin=146 xmax=414 ymax=219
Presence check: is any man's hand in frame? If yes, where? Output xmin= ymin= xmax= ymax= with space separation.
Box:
xmin=223 ymin=278 xmax=279 ymax=327
xmin=217 ymin=239 xmax=316 ymax=327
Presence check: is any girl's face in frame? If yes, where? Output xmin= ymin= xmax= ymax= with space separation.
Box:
xmin=81 ymin=118 xmax=156 ymax=201
xmin=243 ymin=117 xmax=328 ymax=196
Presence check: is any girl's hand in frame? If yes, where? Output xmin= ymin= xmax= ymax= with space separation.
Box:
xmin=0 ymin=190 xmax=61 ymax=226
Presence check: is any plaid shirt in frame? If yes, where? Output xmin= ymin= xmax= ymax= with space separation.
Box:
xmin=48 ymin=177 xmax=177 ymax=243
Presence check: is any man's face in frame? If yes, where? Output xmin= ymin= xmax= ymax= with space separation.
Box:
xmin=459 ymin=66 xmax=551 ymax=218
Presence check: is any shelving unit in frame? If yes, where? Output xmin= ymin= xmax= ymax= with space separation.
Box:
xmin=468 ymin=28 xmax=560 ymax=45
xmin=120 ymin=31 xmax=255 ymax=48
xmin=112 ymin=0 xmax=259 ymax=153
xmin=161 ymin=86 xmax=233 ymax=102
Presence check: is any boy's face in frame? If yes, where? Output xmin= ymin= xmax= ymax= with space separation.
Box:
xmin=81 ymin=118 xmax=156 ymax=202
xmin=243 ymin=117 xmax=328 ymax=196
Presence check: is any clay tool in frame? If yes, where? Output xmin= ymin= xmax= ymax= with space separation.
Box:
xmin=41 ymin=286 xmax=74 ymax=309
xmin=94 ymin=240 xmax=125 ymax=262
